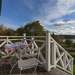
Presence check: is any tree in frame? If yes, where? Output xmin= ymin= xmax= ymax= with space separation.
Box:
xmin=5 ymin=28 xmax=15 ymax=36
xmin=64 ymin=39 xmax=73 ymax=48
xmin=15 ymin=27 xmax=24 ymax=35
xmin=0 ymin=24 xmax=15 ymax=36
xmin=16 ymin=21 xmax=45 ymax=36
xmin=51 ymin=33 xmax=64 ymax=44
xmin=25 ymin=21 xmax=45 ymax=35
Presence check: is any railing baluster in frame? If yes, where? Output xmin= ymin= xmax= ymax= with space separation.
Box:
xmin=45 ymin=32 xmax=51 ymax=71
xmin=46 ymin=32 xmax=73 ymax=75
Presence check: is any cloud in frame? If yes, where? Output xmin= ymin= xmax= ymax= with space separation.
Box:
xmin=4 ymin=24 xmax=20 ymax=30
xmin=48 ymin=20 xmax=75 ymax=35
xmin=36 ymin=0 xmax=75 ymax=34
xmin=40 ymin=0 xmax=75 ymax=21
xmin=67 ymin=20 xmax=75 ymax=24
xmin=68 ymin=10 xmax=75 ymax=14
xmin=23 ymin=0 xmax=35 ymax=10
xmin=53 ymin=20 xmax=75 ymax=25
xmin=18 ymin=0 xmax=75 ymax=23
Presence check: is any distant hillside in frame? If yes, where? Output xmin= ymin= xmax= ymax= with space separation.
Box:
xmin=55 ymin=35 xmax=75 ymax=39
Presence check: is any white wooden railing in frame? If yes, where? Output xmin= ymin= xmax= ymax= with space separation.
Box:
xmin=46 ymin=32 xmax=73 ymax=75
xmin=0 ymin=32 xmax=73 ymax=75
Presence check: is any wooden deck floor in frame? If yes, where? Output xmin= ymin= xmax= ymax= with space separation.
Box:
xmin=0 ymin=64 xmax=70 ymax=75
xmin=0 ymin=68 xmax=70 ymax=75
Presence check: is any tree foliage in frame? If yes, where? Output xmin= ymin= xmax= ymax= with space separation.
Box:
xmin=0 ymin=24 xmax=15 ymax=36
xmin=16 ymin=21 xmax=45 ymax=36
xmin=0 ymin=21 xmax=45 ymax=36
xmin=64 ymin=39 xmax=73 ymax=48
xmin=15 ymin=27 xmax=24 ymax=35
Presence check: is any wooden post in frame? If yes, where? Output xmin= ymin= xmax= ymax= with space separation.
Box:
xmin=63 ymin=53 xmax=66 ymax=69
xmin=23 ymin=33 xmax=26 ymax=39
xmin=6 ymin=36 xmax=9 ymax=44
xmin=72 ymin=58 xmax=73 ymax=75
xmin=45 ymin=31 xmax=51 ymax=71
xmin=23 ymin=33 xmax=27 ymax=54
xmin=53 ymin=42 xmax=56 ymax=67
xmin=50 ymin=36 xmax=56 ymax=67
xmin=31 ymin=37 xmax=34 ymax=54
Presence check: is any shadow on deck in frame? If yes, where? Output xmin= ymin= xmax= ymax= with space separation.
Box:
xmin=0 ymin=64 xmax=70 ymax=75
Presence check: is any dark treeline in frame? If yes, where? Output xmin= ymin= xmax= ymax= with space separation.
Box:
xmin=15 ymin=21 xmax=45 ymax=36
xmin=0 ymin=21 xmax=45 ymax=36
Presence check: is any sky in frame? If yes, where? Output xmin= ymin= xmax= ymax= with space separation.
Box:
xmin=1 ymin=0 xmax=75 ymax=34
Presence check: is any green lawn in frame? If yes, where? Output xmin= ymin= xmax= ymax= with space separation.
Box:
xmin=70 ymin=52 xmax=75 ymax=56
xmin=73 ymin=65 xmax=75 ymax=75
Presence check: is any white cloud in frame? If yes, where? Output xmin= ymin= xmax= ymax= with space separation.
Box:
xmin=37 ymin=0 xmax=75 ymax=35
xmin=43 ymin=0 xmax=75 ymax=21
xmin=67 ymin=20 xmax=75 ymax=24
xmin=22 ymin=0 xmax=75 ymax=22
xmin=5 ymin=24 xmax=20 ymax=30
xmin=55 ymin=20 xmax=75 ymax=25
xmin=23 ymin=0 xmax=34 ymax=10
xmin=54 ymin=20 xmax=65 ymax=24
xmin=48 ymin=19 xmax=75 ymax=35
xmin=67 ymin=10 xmax=75 ymax=14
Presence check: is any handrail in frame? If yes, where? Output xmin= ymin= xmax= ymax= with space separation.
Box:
xmin=50 ymin=35 xmax=73 ymax=75
xmin=0 ymin=36 xmax=46 ymax=38
xmin=51 ymin=37 xmax=73 ymax=58
xmin=0 ymin=32 xmax=73 ymax=75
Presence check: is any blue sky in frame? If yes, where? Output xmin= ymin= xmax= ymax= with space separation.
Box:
xmin=1 ymin=0 xmax=75 ymax=34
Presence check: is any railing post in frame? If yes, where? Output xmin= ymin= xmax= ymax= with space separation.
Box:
xmin=51 ymin=39 xmax=56 ymax=67
xmin=53 ymin=42 xmax=56 ymax=67
xmin=6 ymin=36 xmax=9 ymax=44
xmin=63 ymin=53 xmax=67 ymax=69
xmin=23 ymin=33 xmax=27 ymax=54
xmin=23 ymin=33 xmax=26 ymax=39
xmin=72 ymin=58 xmax=73 ymax=75
xmin=31 ymin=37 xmax=35 ymax=54
xmin=45 ymin=31 xmax=51 ymax=71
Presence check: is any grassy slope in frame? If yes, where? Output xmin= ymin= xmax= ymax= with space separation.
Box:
xmin=74 ymin=65 xmax=75 ymax=75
